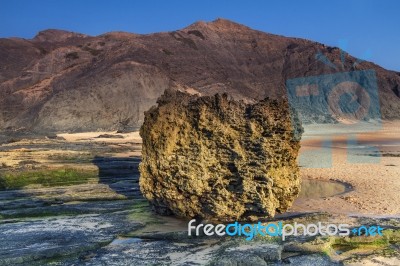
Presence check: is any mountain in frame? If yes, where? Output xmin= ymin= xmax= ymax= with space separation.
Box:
xmin=1 ymin=19 xmax=399 ymax=133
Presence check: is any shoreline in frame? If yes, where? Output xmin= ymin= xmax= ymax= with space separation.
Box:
xmin=289 ymin=121 xmax=400 ymax=217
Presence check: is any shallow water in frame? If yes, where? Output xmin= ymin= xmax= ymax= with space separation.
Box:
xmin=110 ymin=237 xmax=143 ymax=245
xmin=298 ymin=179 xmax=350 ymax=199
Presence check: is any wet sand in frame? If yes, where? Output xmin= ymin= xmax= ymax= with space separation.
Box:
xmin=290 ymin=121 xmax=400 ymax=217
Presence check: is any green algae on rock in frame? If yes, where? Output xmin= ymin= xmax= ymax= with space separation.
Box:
xmin=139 ymin=90 xmax=303 ymax=222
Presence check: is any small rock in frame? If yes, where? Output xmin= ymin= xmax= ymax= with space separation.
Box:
xmin=212 ymin=243 xmax=282 ymax=265
xmin=284 ymin=254 xmax=340 ymax=265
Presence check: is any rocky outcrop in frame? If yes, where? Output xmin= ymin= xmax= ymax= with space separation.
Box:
xmin=139 ymin=90 xmax=303 ymax=222
xmin=1 ymin=19 xmax=400 ymax=132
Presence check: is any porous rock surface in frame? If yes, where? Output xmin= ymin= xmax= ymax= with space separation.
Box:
xmin=139 ymin=90 xmax=303 ymax=222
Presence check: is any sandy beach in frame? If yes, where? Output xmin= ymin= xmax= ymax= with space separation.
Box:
xmin=53 ymin=122 xmax=400 ymax=218
xmin=291 ymin=121 xmax=400 ymax=217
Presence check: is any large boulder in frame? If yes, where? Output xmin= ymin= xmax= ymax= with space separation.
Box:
xmin=139 ymin=89 xmax=303 ymax=222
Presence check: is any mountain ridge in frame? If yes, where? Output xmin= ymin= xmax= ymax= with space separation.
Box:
xmin=0 ymin=18 xmax=399 ymax=133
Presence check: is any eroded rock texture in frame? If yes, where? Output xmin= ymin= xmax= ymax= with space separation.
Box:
xmin=139 ymin=90 xmax=303 ymax=222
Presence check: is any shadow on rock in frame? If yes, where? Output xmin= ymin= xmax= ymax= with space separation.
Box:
xmin=92 ymin=156 xmax=142 ymax=199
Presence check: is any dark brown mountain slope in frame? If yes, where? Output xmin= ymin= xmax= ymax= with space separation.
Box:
xmin=1 ymin=19 xmax=399 ymax=133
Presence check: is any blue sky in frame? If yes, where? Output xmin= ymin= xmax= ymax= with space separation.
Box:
xmin=1 ymin=0 xmax=399 ymax=71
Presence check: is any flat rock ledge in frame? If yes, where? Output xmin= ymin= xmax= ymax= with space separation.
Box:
xmin=139 ymin=89 xmax=303 ymax=222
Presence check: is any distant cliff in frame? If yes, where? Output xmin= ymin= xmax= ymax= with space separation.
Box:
xmin=1 ymin=19 xmax=399 ymax=133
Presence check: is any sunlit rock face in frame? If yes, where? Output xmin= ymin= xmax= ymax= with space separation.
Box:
xmin=139 ymin=89 xmax=303 ymax=222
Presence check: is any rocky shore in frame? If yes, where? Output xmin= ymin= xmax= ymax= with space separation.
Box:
xmin=0 ymin=131 xmax=399 ymax=265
